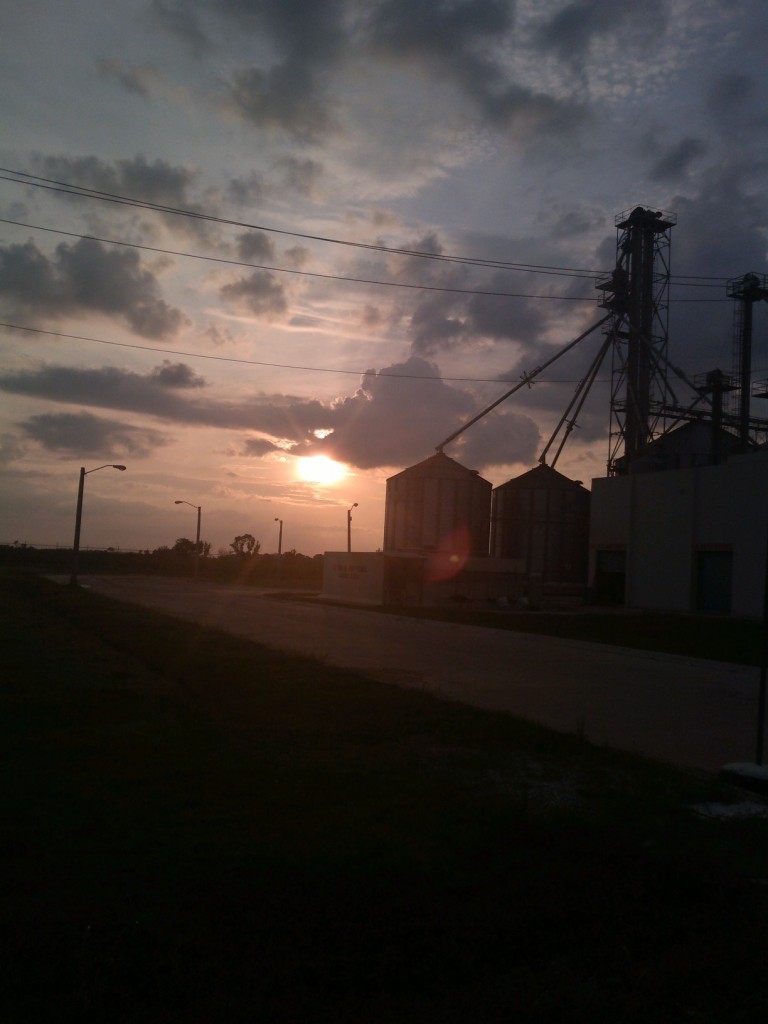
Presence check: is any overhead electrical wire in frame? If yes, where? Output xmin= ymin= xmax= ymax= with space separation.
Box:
xmin=0 ymin=168 xmax=608 ymax=279
xmin=0 ymin=320 xmax=610 ymax=385
xmin=0 ymin=217 xmax=601 ymax=303
xmin=0 ymin=166 xmax=730 ymax=291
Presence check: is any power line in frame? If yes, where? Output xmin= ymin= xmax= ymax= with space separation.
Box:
xmin=0 ymin=215 xmax=730 ymax=304
xmin=0 ymin=168 xmax=607 ymax=279
xmin=0 ymin=218 xmax=601 ymax=303
xmin=0 ymin=166 xmax=730 ymax=288
xmin=0 ymin=320 xmax=608 ymax=385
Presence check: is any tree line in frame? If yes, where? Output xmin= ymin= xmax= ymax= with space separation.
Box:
xmin=0 ymin=534 xmax=323 ymax=587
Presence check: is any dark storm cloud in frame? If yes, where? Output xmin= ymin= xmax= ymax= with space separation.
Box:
xmin=229 ymin=65 xmax=335 ymax=141
xmin=96 ymin=59 xmax=156 ymax=98
xmin=0 ymin=356 xmax=537 ymax=470
xmin=150 ymin=0 xmax=214 ymax=58
xmin=0 ymin=364 xmax=214 ymax=421
xmin=708 ymin=72 xmax=756 ymax=115
xmin=534 ymin=0 xmax=669 ymax=70
xmin=706 ymin=72 xmax=768 ymax=138
xmin=226 ymin=172 xmax=266 ymax=208
xmin=457 ymin=407 xmax=541 ymax=470
xmin=649 ymin=138 xmax=707 ymax=183
xmin=20 ymin=411 xmax=168 ymax=457
xmin=218 ymin=0 xmax=347 ymax=140
xmin=206 ymin=0 xmax=583 ymax=141
xmin=219 ymin=271 xmax=288 ymax=317
xmin=37 ymin=154 xmax=197 ymax=210
xmin=241 ymin=437 xmax=285 ymax=457
xmin=366 ymin=0 xmax=584 ymax=136
xmin=0 ymin=362 xmax=335 ymax=439
xmin=410 ymin=294 xmax=470 ymax=355
xmin=273 ymin=156 xmax=325 ymax=197
xmin=467 ymin=285 xmax=552 ymax=344
xmin=150 ymin=361 xmax=206 ymax=389
xmin=666 ymin=176 xmax=768 ymax=376
xmin=236 ymin=231 xmax=275 ymax=262
xmin=0 ymin=237 xmax=188 ymax=339
xmin=408 ymin=272 xmax=571 ymax=357
xmin=31 ymin=153 xmax=218 ymax=245
xmin=309 ymin=356 xmax=541 ymax=470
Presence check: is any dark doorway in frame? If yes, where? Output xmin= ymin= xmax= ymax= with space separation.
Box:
xmin=593 ymin=549 xmax=626 ymax=605
xmin=695 ymin=550 xmax=732 ymax=613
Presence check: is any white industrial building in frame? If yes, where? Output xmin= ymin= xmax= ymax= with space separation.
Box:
xmin=589 ymin=449 xmax=768 ymax=617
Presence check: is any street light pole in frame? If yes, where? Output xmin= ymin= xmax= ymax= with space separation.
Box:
xmin=347 ymin=502 xmax=358 ymax=553
xmin=175 ymin=500 xmax=202 ymax=580
xmin=70 ymin=464 xmax=126 ymax=585
xmin=274 ymin=518 xmax=283 ymax=555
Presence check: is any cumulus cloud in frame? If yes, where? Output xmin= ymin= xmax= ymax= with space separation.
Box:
xmin=0 ymin=355 xmax=537 ymax=470
xmin=236 ymin=231 xmax=275 ymax=262
xmin=150 ymin=361 xmax=207 ymax=388
xmin=0 ymin=237 xmax=188 ymax=339
xmin=36 ymin=153 xmax=198 ymax=211
xmin=219 ymin=270 xmax=288 ymax=317
xmin=273 ymin=155 xmax=325 ymax=197
xmin=19 ymin=411 xmax=169 ymax=458
xmin=308 ymin=356 xmax=541 ymax=470
xmin=229 ymin=65 xmax=336 ymax=142
xmin=226 ymin=173 xmax=266 ymax=210
xmin=29 ymin=153 xmax=218 ymax=246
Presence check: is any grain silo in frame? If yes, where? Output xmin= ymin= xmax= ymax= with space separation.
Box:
xmin=490 ymin=464 xmax=590 ymax=588
xmin=384 ymin=452 xmax=492 ymax=556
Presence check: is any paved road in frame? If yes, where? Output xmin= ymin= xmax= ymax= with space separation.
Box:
xmin=78 ymin=575 xmax=763 ymax=773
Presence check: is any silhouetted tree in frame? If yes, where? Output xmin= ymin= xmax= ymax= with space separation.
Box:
xmin=172 ymin=537 xmax=197 ymax=556
xmin=230 ymin=533 xmax=260 ymax=556
xmin=170 ymin=537 xmax=211 ymax=557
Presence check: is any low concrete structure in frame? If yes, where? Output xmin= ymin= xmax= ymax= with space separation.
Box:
xmin=321 ymin=552 xmax=386 ymax=605
xmin=321 ymin=551 xmax=525 ymax=608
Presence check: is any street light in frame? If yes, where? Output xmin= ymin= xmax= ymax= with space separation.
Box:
xmin=274 ymin=518 xmax=283 ymax=555
xmin=175 ymin=500 xmax=202 ymax=579
xmin=347 ymin=502 xmax=358 ymax=553
xmin=70 ymin=464 xmax=126 ymax=585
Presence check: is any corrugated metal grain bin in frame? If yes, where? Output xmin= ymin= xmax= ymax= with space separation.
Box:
xmin=491 ymin=464 xmax=590 ymax=586
xmin=384 ymin=452 xmax=492 ymax=556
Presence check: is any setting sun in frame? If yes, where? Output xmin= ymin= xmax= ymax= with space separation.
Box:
xmin=296 ymin=455 xmax=348 ymax=485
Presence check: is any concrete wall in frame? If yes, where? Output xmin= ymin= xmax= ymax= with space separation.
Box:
xmin=321 ymin=551 xmax=525 ymax=608
xmin=589 ymin=452 xmax=768 ymax=617
xmin=321 ymin=552 xmax=386 ymax=604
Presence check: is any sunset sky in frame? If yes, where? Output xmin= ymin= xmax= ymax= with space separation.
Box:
xmin=1 ymin=0 xmax=767 ymax=556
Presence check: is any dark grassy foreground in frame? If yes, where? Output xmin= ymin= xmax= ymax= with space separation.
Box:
xmin=2 ymin=572 xmax=768 ymax=1023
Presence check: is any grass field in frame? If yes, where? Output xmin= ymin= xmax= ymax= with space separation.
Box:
xmin=3 ymin=570 xmax=768 ymax=1022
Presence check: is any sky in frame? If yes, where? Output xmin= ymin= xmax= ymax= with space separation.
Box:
xmin=1 ymin=0 xmax=767 ymax=556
